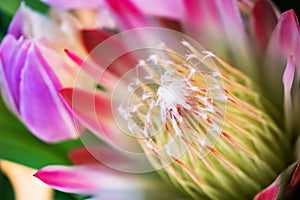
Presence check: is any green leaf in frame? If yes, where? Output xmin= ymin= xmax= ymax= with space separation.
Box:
xmin=25 ymin=0 xmax=49 ymax=13
xmin=54 ymin=191 xmax=87 ymax=200
xmin=0 ymin=169 xmax=15 ymax=200
xmin=0 ymin=95 xmax=83 ymax=169
xmin=0 ymin=9 xmax=12 ymax=41
xmin=0 ymin=0 xmax=49 ymax=16
xmin=0 ymin=0 xmax=20 ymax=16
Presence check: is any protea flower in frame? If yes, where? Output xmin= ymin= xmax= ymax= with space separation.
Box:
xmin=1 ymin=0 xmax=299 ymax=199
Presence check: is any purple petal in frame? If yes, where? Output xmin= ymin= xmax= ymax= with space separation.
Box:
xmin=19 ymin=43 xmax=78 ymax=142
xmin=0 ymin=35 xmax=30 ymax=112
xmin=41 ymin=0 xmax=105 ymax=9
xmin=7 ymin=3 xmax=25 ymax=38
xmin=250 ymin=0 xmax=278 ymax=51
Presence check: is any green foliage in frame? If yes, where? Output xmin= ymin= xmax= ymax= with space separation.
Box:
xmin=0 ymin=95 xmax=83 ymax=169
xmin=0 ymin=0 xmax=49 ymax=16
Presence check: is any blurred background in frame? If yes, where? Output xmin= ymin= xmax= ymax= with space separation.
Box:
xmin=0 ymin=0 xmax=299 ymax=199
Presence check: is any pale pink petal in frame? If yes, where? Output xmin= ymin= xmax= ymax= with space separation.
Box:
xmin=283 ymin=55 xmax=295 ymax=130
xmin=41 ymin=0 xmax=105 ymax=9
xmin=250 ymin=0 xmax=278 ymax=51
xmin=182 ymin=0 xmax=249 ymax=66
xmin=64 ymin=49 xmax=117 ymax=90
xmin=130 ymin=0 xmax=184 ymax=20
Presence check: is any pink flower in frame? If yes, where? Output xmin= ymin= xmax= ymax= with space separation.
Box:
xmin=1 ymin=0 xmax=299 ymax=199
xmin=0 ymin=4 xmax=88 ymax=142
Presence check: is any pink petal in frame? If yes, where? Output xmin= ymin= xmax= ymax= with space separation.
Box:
xmin=64 ymin=49 xmax=117 ymax=90
xmin=129 ymin=0 xmax=184 ymax=20
xmin=35 ymin=164 xmax=148 ymax=198
xmin=19 ymin=44 xmax=78 ymax=142
xmin=69 ymin=147 xmax=100 ymax=165
xmin=254 ymin=162 xmax=300 ymax=200
xmin=105 ymin=0 xmax=153 ymax=29
xmin=81 ymin=29 xmax=112 ymax=53
xmin=59 ymin=88 xmax=113 ymax=140
xmin=182 ymin=0 xmax=245 ymax=39
xmin=250 ymin=0 xmax=278 ymax=51
xmin=182 ymin=0 xmax=248 ymax=61
xmin=69 ymin=147 xmax=135 ymax=166
xmin=41 ymin=0 xmax=105 ymax=9
xmin=267 ymin=10 xmax=300 ymax=58
xmin=81 ymin=29 xmax=138 ymax=79
xmin=34 ymin=165 xmax=113 ymax=194
xmin=264 ymin=10 xmax=300 ymax=108
xmin=60 ymin=88 xmax=142 ymax=157
xmin=254 ymin=182 xmax=279 ymax=200
xmin=283 ymin=55 xmax=295 ymax=130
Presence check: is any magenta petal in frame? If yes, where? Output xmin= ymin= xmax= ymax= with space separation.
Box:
xmin=267 ymin=10 xmax=299 ymax=58
xmin=41 ymin=0 xmax=105 ymax=9
xmin=34 ymin=165 xmax=104 ymax=194
xmin=254 ymin=182 xmax=279 ymax=200
xmin=105 ymin=0 xmax=153 ymax=29
xmin=250 ymin=0 xmax=278 ymax=51
xmin=19 ymin=44 xmax=78 ymax=142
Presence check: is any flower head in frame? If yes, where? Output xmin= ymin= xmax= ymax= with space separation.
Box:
xmin=1 ymin=0 xmax=300 ymax=199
